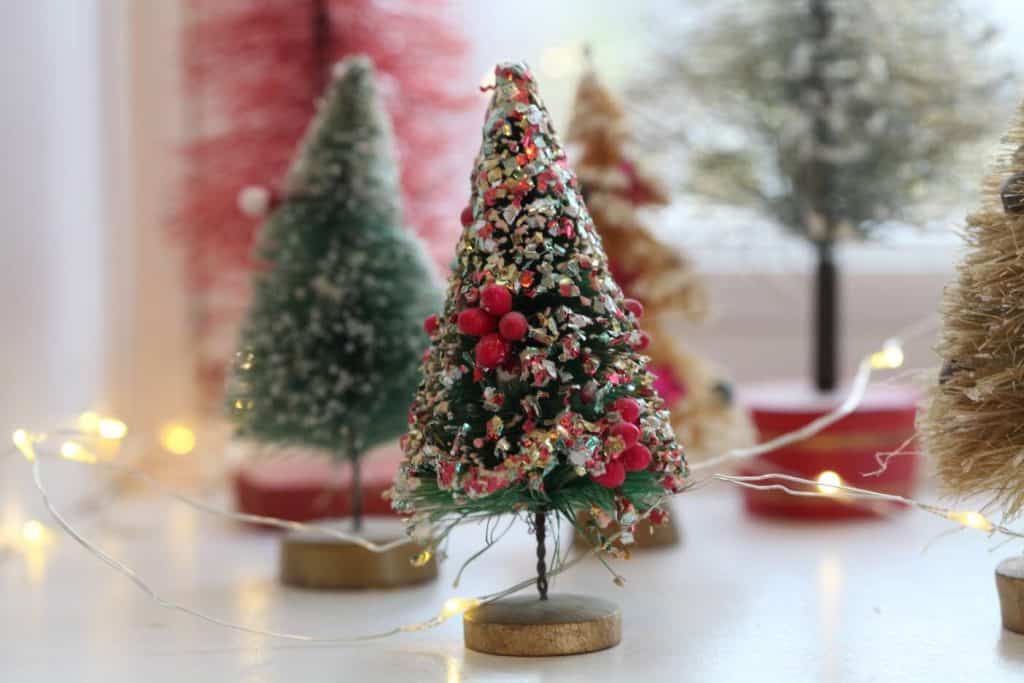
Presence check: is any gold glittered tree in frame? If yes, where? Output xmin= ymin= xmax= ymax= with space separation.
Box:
xmin=922 ymin=99 xmax=1024 ymax=518
xmin=567 ymin=60 xmax=754 ymax=459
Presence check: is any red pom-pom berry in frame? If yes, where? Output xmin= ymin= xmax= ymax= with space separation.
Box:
xmin=621 ymin=444 xmax=652 ymax=472
xmin=475 ymin=333 xmax=508 ymax=369
xmin=612 ymin=397 xmax=641 ymax=424
xmin=460 ymin=205 xmax=474 ymax=227
xmin=624 ymin=298 xmax=644 ymax=319
xmin=498 ymin=311 xmax=528 ymax=341
xmin=609 ymin=422 xmax=640 ymax=449
xmin=423 ymin=313 xmax=439 ymax=335
xmin=593 ymin=461 xmax=626 ymax=489
xmin=633 ymin=331 xmax=651 ymax=351
xmin=480 ymin=284 xmax=513 ymax=316
xmin=457 ymin=308 xmax=496 ymax=336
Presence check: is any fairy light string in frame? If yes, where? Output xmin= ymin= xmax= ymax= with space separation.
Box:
xmin=10 ymin=322 xmax=1021 ymax=644
xmin=22 ymin=438 xmax=617 ymax=643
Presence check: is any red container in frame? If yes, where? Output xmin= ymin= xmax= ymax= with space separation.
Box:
xmin=233 ymin=443 xmax=403 ymax=522
xmin=739 ymin=381 xmax=919 ymax=519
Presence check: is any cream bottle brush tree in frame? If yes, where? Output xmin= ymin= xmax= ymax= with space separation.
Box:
xmin=567 ymin=58 xmax=754 ymax=460
xmin=922 ymin=98 xmax=1024 ymax=519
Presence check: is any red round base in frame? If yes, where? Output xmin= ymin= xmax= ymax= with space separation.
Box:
xmin=233 ymin=443 xmax=403 ymax=523
xmin=739 ymin=381 xmax=919 ymax=520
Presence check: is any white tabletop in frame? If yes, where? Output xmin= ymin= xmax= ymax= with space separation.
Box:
xmin=2 ymin=458 xmax=1023 ymax=682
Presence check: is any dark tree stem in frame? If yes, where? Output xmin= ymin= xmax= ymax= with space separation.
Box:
xmin=535 ymin=511 xmax=548 ymax=601
xmin=351 ymin=456 xmax=363 ymax=533
xmin=312 ymin=0 xmax=332 ymax=95
xmin=814 ymin=241 xmax=839 ymax=392
xmin=806 ymin=0 xmax=840 ymax=392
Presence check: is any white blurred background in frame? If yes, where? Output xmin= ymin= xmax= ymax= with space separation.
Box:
xmin=2 ymin=0 xmax=1023 ymax=436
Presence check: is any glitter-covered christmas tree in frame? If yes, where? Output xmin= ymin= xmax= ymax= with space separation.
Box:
xmin=390 ymin=63 xmax=687 ymax=653
xmin=226 ymin=57 xmax=439 ymax=533
xmin=567 ymin=58 xmax=754 ymax=462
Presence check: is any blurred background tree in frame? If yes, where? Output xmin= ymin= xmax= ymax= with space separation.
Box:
xmin=567 ymin=58 xmax=755 ymax=459
xmin=630 ymin=0 xmax=1013 ymax=391
xmin=177 ymin=0 xmax=472 ymax=410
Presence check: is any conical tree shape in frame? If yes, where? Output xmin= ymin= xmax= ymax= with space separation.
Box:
xmin=568 ymin=65 xmax=701 ymax=318
xmin=391 ymin=63 xmax=688 ymax=545
xmin=567 ymin=62 xmax=754 ymax=459
xmin=922 ymin=99 xmax=1024 ymax=518
xmin=226 ymin=57 xmax=438 ymax=467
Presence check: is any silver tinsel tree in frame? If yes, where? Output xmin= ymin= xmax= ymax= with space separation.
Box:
xmin=632 ymin=0 xmax=1011 ymax=390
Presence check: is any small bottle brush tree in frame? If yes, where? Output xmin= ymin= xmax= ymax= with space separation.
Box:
xmin=567 ymin=59 xmax=754 ymax=459
xmin=632 ymin=0 xmax=1006 ymax=391
xmin=922 ymin=99 xmax=1024 ymax=518
xmin=226 ymin=57 xmax=439 ymax=532
xmin=390 ymin=63 xmax=688 ymax=602
xmin=177 ymin=0 xmax=472 ymax=406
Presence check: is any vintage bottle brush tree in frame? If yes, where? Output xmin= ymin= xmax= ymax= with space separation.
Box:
xmin=922 ymin=97 xmax=1024 ymax=635
xmin=390 ymin=62 xmax=689 ymax=656
xmin=631 ymin=0 xmax=1006 ymax=516
xmin=225 ymin=57 xmax=440 ymax=589
xmin=566 ymin=55 xmax=754 ymax=546
xmin=180 ymin=0 xmax=473 ymax=524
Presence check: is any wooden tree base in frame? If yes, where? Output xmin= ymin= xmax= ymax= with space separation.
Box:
xmin=574 ymin=511 xmax=680 ymax=550
xmin=279 ymin=517 xmax=437 ymax=590
xmin=996 ymin=556 xmax=1024 ymax=634
xmin=463 ymin=594 xmax=621 ymax=656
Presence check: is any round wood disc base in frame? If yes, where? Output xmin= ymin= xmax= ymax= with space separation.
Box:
xmin=463 ymin=594 xmax=621 ymax=656
xmin=996 ymin=556 xmax=1024 ymax=634
xmin=279 ymin=517 xmax=437 ymax=590
xmin=574 ymin=511 xmax=680 ymax=550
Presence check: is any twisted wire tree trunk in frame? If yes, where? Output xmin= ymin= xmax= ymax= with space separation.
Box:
xmin=535 ymin=511 xmax=548 ymax=600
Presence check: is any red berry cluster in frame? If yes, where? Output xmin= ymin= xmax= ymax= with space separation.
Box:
xmin=592 ymin=396 xmax=653 ymax=488
xmin=423 ymin=201 xmax=656 ymax=490
xmin=457 ymin=283 xmax=528 ymax=368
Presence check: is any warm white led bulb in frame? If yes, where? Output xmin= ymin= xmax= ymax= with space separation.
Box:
xmin=21 ymin=520 xmax=46 ymax=546
xmin=816 ymin=470 xmax=843 ymax=496
xmin=97 ymin=417 xmax=127 ymax=440
xmin=159 ymin=423 xmax=196 ymax=455
xmin=76 ymin=411 xmax=101 ymax=433
xmin=12 ymin=429 xmax=37 ymax=462
xmin=440 ymin=598 xmax=480 ymax=620
xmin=948 ymin=510 xmax=994 ymax=532
xmin=60 ymin=441 xmax=97 ymax=464
xmin=870 ymin=343 xmax=904 ymax=370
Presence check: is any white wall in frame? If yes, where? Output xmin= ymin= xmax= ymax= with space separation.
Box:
xmin=0 ymin=1 xmax=196 ymax=445
xmin=0 ymin=1 xmax=105 ymax=429
xmin=0 ymin=0 xmax=1017 ymax=436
